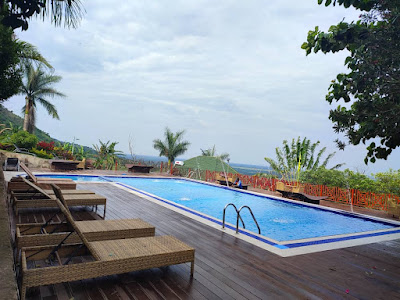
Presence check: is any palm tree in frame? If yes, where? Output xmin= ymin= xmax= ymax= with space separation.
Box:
xmin=264 ymin=137 xmax=344 ymax=181
xmin=153 ymin=128 xmax=190 ymax=170
xmin=93 ymin=140 xmax=123 ymax=170
xmin=19 ymin=63 xmax=65 ymax=133
xmin=201 ymin=145 xmax=230 ymax=161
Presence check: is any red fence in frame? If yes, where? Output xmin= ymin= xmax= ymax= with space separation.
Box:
xmin=204 ymin=171 xmax=400 ymax=212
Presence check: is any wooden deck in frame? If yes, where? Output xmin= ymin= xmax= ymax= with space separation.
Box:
xmin=13 ymin=183 xmax=400 ymax=299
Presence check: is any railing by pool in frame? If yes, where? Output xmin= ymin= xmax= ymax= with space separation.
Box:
xmin=204 ymin=170 xmax=400 ymax=212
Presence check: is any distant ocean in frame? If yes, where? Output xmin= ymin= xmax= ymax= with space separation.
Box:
xmin=124 ymin=154 xmax=271 ymax=176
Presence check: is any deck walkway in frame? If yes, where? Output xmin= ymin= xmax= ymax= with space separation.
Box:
xmin=14 ymin=183 xmax=400 ymax=299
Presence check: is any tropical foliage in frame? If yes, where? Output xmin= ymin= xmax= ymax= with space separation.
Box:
xmin=302 ymin=0 xmax=400 ymax=164
xmin=200 ymin=145 xmax=230 ymax=161
xmin=9 ymin=130 xmax=38 ymax=149
xmin=19 ymin=63 xmax=65 ymax=133
xmin=301 ymin=168 xmax=400 ymax=196
xmin=1 ymin=0 xmax=85 ymax=30
xmin=36 ymin=141 xmax=55 ymax=152
xmin=0 ymin=23 xmax=21 ymax=101
xmin=0 ymin=21 xmax=52 ymax=102
xmin=93 ymin=140 xmax=122 ymax=170
xmin=264 ymin=137 xmax=344 ymax=181
xmin=153 ymin=127 xmax=190 ymax=170
xmin=30 ymin=147 xmax=53 ymax=159
xmin=16 ymin=40 xmax=52 ymax=70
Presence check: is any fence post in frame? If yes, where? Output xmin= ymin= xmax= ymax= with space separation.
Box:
xmin=351 ymin=189 xmax=354 ymax=207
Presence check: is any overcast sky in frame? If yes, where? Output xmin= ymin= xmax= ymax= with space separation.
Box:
xmin=4 ymin=1 xmax=400 ymax=174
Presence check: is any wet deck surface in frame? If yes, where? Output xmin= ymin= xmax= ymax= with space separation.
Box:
xmin=12 ymin=183 xmax=400 ymax=299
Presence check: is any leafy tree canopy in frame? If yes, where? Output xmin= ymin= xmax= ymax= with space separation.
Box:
xmin=301 ymin=167 xmax=400 ymax=196
xmin=0 ymin=0 xmax=85 ymax=30
xmin=302 ymin=0 xmax=400 ymax=164
xmin=0 ymin=23 xmax=21 ymax=101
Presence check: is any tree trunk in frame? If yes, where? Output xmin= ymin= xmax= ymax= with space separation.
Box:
xmin=23 ymin=96 xmax=31 ymax=132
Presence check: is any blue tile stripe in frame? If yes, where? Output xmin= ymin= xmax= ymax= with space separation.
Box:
xmin=283 ymin=228 xmax=400 ymax=248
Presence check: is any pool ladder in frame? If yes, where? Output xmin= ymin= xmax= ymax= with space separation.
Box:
xmin=222 ymin=203 xmax=261 ymax=235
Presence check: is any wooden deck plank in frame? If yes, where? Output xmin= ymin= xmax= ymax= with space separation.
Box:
xmin=14 ymin=182 xmax=400 ymax=300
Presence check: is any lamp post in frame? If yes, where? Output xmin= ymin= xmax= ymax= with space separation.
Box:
xmin=72 ymin=137 xmax=79 ymax=155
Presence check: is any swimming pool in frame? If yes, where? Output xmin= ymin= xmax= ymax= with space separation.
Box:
xmin=40 ymin=174 xmax=400 ymax=255
xmin=107 ymin=177 xmax=397 ymax=240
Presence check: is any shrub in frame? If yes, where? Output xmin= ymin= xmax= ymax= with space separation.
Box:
xmin=37 ymin=141 xmax=55 ymax=152
xmin=300 ymin=168 xmax=397 ymax=195
xmin=374 ymin=169 xmax=400 ymax=196
xmin=0 ymin=143 xmax=14 ymax=151
xmin=10 ymin=131 xmax=38 ymax=149
xmin=30 ymin=148 xmax=53 ymax=159
xmin=53 ymin=147 xmax=74 ymax=160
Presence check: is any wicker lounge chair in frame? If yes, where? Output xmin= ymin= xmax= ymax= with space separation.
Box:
xmin=9 ymin=176 xmax=94 ymax=199
xmin=8 ymin=162 xmax=77 ymax=191
xmin=16 ymin=184 xmax=155 ymax=248
xmin=20 ymin=196 xmax=195 ymax=300
xmin=12 ymin=178 xmax=107 ymax=218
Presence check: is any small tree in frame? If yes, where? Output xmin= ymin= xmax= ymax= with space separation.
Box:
xmin=200 ymin=145 xmax=230 ymax=161
xmin=265 ymin=137 xmax=344 ymax=181
xmin=153 ymin=127 xmax=190 ymax=171
xmin=93 ymin=140 xmax=122 ymax=170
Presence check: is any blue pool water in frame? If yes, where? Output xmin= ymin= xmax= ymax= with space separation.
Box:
xmin=36 ymin=174 xmax=109 ymax=182
xmin=104 ymin=177 xmax=396 ymax=242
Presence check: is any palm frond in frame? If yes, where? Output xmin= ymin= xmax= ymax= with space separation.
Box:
xmin=15 ymin=40 xmax=53 ymax=69
xmin=36 ymin=98 xmax=60 ymax=119
xmin=41 ymin=0 xmax=85 ymax=29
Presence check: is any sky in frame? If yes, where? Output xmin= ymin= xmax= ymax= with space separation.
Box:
xmin=4 ymin=0 xmax=400 ymax=174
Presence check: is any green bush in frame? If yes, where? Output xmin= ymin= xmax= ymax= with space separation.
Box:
xmin=0 ymin=143 xmax=14 ymax=151
xmin=10 ymin=131 xmax=38 ymax=149
xmin=374 ymin=169 xmax=400 ymax=196
xmin=300 ymin=168 xmax=400 ymax=196
xmin=30 ymin=148 xmax=53 ymax=159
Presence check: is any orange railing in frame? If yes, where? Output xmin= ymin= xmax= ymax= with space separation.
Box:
xmin=204 ymin=171 xmax=400 ymax=212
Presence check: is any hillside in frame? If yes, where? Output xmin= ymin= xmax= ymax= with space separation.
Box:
xmin=0 ymin=105 xmax=95 ymax=154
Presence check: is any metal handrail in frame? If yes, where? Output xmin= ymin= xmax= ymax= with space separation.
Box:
xmin=236 ymin=205 xmax=261 ymax=235
xmin=222 ymin=203 xmax=245 ymax=229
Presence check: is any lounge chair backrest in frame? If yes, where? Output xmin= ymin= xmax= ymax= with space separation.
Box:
xmin=50 ymin=183 xmax=69 ymax=208
xmin=51 ymin=184 xmax=100 ymax=260
xmin=19 ymin=162 xmax=38 ymax=182
xmin=21 ymin=178 xmax=52 ymax=199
